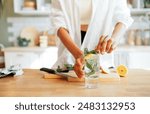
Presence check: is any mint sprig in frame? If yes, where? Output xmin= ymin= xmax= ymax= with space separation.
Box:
xmin=84 ymin=48 xmax=98 ymax=56
xmin=84 ymin=48 xmax=98 ymax=77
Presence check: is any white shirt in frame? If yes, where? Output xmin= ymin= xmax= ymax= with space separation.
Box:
xmin=77 ymin=0 xmax=92 ymax=25
xmin=51 ymin=0 xmax=133 ymax=69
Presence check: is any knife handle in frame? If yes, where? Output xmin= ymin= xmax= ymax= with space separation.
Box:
xmin=40 ymin=68 xmax=56 ymax=74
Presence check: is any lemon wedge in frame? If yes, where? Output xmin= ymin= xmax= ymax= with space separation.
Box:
xmin=117 ymin=65 xmax=128 ymax=77
xmin=101 ymin=66 xmax=110 ymax=74
xmin=84 ymin=54 xmax=94 ymax=60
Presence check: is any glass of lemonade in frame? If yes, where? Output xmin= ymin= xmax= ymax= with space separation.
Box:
xmin=84 ymin=54 xmax=100 ymax=89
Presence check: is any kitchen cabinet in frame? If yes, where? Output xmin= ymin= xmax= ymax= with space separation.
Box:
xmin=128 ymin=0 xmax=150 ymax=14
xmin=115 ymin=46 xmax=150 ymax=69
xmin=3 ymin=46 xmax=150 ymax=69
xmin=4 ymin=47 xmax=57 ymax=69
xmin=128 ymin=52 xmax=150 ymax=68
xmin=13 ymin=0 xmax=51 ymax=15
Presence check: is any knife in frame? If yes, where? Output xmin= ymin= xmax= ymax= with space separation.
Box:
xmin=40 ymin=67 xmax=77 ymax=78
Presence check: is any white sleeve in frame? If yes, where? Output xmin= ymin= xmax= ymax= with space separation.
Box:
xmin=51 ymin=0 xmax=67 ymax=36
xmin=113 ymin=0 xmax=133 ymax=28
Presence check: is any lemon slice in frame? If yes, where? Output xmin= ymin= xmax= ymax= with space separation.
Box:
xmin=84 ymin=54 xmax=94 ymax=60
xmin=117 ymin=65 xmax=128 ymax=77
xmin=101 ymin=66 xmax=110 ymax=74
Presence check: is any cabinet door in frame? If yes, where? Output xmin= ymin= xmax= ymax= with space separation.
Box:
xmin=115 ymin=51 xmax=150 ymax=69
xmin=114 ymin=52 xmax=129 ymax=67
xmin=4 ymin=52 xmax=40 ymax=68
xmin=128 ymin=52 xmax=150 ymax=69
xmin=39 ymin=47 xmax=58 ymax=68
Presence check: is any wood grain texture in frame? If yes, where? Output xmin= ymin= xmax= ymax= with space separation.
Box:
xmin=43 ymin=70 xmax=120 ymax=82
xmin=0 ymin=69 xmax=150 ymax=97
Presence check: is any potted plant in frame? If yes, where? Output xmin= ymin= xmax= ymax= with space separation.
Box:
xmin=17 ymin=36 xmax=31 ymax=47
xmin=144 ymin=0 xmax=150 ymax=8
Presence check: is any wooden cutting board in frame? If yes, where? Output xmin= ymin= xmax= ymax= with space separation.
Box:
xmin=42 ymin=70 xmax=120 ymax=82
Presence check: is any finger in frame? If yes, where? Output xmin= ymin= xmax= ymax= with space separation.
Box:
xmin=74 ymin=67 xmax=84 ymax=78
xmin=95 ymin=48 xmax=100 ymax=54
xmin=77 ymin=73 xmax=84 ymax=78
xmin=74 ymin=62 xmax=85 ymax=78
xmin=107 ymin=43 xmax=117 ymax=53
xmin=77 ymin=59 xmax=85 ymax=70
xmin=101 ymin=41 xmax=107 ymax=54
xmin=74 ymin=64 xmax=83 ymax=72
xmin=106 ymin=39 xmax=112 ymax=52
xmin=78 ymin=70 xmax=85 ymax=77
xmin=101 ymin=36 xmax=108 ymax=54
xmin=97 ymin=35 xmax=105 ymax=51
xmin=100 ymin=36 xmax=109 ymax=54
xmin=107 ymin=47 xmax=113 ymax=53
xmin=112 ymin=41 xmax=117 ymax=49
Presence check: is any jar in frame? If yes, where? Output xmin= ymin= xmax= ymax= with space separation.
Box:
xmin=143 ymin=29 xmax=150 ymax=45
xmin=135 ymin=29 xmax=142 ymax=46
xmin=39 ymin=35 xmax=48 ymax=47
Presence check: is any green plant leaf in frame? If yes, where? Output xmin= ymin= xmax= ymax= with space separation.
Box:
xmin=64 ymin=64 xmax=74 ymax=70
xmin=86 ymin=70 xmax=95 ymax=77
xmin=85 ymin=60 xmax=93 ymax=70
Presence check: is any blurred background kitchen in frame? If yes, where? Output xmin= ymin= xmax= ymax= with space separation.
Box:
xmin=0 ymin=0 xmax=150 ymax=69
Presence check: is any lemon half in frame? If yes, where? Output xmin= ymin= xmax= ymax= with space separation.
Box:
xmin=117 ymin=65 xmax=128 ymax=77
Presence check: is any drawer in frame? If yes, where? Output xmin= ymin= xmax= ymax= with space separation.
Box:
xmin=4 ymin=52 xmax=40 ymax=68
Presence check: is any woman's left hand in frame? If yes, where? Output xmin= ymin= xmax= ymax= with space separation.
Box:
xmin=73 ymin=57 xmax=85 ymax=78
xmin=95 ymin=35 xmax=117 ymax=54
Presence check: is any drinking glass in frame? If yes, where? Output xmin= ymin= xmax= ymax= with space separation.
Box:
xmin=84 ymin=54 xmax=100 ymax=89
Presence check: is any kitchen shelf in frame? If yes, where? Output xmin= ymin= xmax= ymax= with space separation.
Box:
xmin=128 ymin=0 xmax=150 ymax=14
xmin=131 ymin=8 xmax=150 ymax=14
xmin=14 ymin=10 xmax=51 ymax=15
xmin=13 ymin=0 xmax=51 ymax=15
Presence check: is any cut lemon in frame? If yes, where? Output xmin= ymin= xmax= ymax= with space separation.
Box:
xmin=84 ymin=54 xmax=94 ymax=60
xmin=101 ymin=66 xmax=110 ymax=74
xmin=117 ymin=65 xmax=128 ymax=77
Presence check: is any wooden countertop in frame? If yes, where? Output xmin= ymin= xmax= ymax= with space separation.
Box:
xmin=0 ymin=69 xmax=150 ymax=97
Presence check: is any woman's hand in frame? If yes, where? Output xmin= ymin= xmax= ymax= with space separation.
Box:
xmin=74 ymin=57 xmax=85 ymax=78
xmin=95 ymin=23 xmax=126 ymax=54
xmin=95 ymin=35 xmax=117 ymax=54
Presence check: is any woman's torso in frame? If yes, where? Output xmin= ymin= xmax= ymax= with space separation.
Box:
xmin=77 ymin=0 xmax=92 ymax=32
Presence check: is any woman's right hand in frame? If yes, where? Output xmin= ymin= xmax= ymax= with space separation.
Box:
xmin=74 ymin=57 xmax=85 ymax=78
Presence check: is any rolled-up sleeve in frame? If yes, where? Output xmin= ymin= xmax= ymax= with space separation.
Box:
xmin=113 ymin=0 xmax=133 ymax=28
xmin=51 ymin=0 xmax=67 ymax=36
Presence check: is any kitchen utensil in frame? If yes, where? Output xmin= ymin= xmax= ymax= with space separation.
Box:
xmin=40 ymin=67 xmax=77 ymax=78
